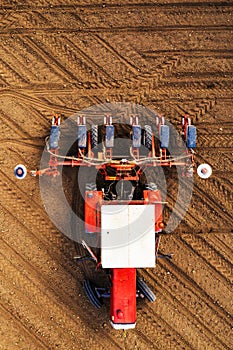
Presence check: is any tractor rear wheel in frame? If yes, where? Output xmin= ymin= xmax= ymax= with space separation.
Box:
xmin=84 ymin=280 xmax=102 ymax=308
xmin=137 ymin=277 xmax=156 ymax=302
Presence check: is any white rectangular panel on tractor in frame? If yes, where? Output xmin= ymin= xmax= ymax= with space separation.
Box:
xmin=101 ymin=205 xmax=155 ymax=268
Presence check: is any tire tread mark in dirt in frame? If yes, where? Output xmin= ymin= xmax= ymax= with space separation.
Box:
xmin=0 ymin=172 xmax=80 ymax=279
xmin=177 ymin=177 xmax=233 ymax=228
xmin=142 ymin=261 xmax=233 ymax=344
xmin=18 ymin=35 xmax=72 ymax=84
xmin=0 ymin=240 xmax=124 ymax=350
xmin=0 ymin=12 xmax=20 ymax=30
xmin=194 ymin=182 xmax=233 ymax=226
xmin=0 ymin=25 xmax=233 ymax=35
xmin=0 ymin=57 xmax=29 ymax=85
xmin=1 ymin=86 xmax=232 ymax=111
xmin=139 ymin=268 xmax=232 ymax=350
xmin=198 ymin=134 xmax=233 ymax=148
xmin=186 ymin=99 xmax=217 ymax=121
xmin=203 ymin=234 xmax=233 ymax=262
xmin=0 ymin=259 xmax=106 ymax=350
xmin=164 ymin=185 xmax=232 ymax=283
xmin=22 ymin=36 xmax=84 ymax=84
xmin=29 ymin=30 xmax=110 ymax=87
xmin=180 ymin=235 xmax=233 ymax=284
xmin=198 ymin=175 xmax=233 ymax=211
xmin=61 ymin=34 xmax=117 ymax=84
xmin=138 ymin=304 xmax=196 ymax=350
xmin=0 ymin=304 xmax=48 ymax=350
xmin=0 ymin=89 xmax=77 ymax=114
xmin=0 ymin=201 xmax=78 ymax=280
xmin=157 ymin=257 xmax=232 ymax=322
xmin=0 ymin=108 xmax=31 ymax=138
xmin=1 ymin=2 xmax=233 ymax=11
xmin=143 ymin=49 xmax=233 ymax=59
xmin=24 ymin=10 xmax=147 ymax=85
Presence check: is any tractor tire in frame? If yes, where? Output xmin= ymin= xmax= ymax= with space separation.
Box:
xmin=84 ymin=280 xmax=102 ymax=309
xmin=144 ymin=125 xmax=152 ymax=151
xmin=91 ymin=125 xmax=98 ymax=149
xmin=136 ymin=277 xmax=156 ymax=302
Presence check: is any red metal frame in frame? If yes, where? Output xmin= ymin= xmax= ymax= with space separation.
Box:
xmin=84 ymin=186 xmax=163 ymax=327
xmin=84 ymin=191 xmax=102 ymax=234
xmin=110 ymin=268 xmax=136 ymax=327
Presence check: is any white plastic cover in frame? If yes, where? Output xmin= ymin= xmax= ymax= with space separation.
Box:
xmin=101 ymin=205 xmax=155 ymax=268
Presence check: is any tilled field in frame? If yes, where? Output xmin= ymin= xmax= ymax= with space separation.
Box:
xmin=0 ymin=1 xmax=233 ymax=350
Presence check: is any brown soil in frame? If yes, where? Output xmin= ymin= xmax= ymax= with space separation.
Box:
xmin=0 ymin=1 xmax=232 ymax=350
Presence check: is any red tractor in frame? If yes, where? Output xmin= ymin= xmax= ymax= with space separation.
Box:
xmin=15 ymin=114 xmax=211 ymax=329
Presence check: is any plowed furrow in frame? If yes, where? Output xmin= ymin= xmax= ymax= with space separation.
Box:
xmin=174 ymin=176 xmax=233 ymax=228
xmin=32 ymin=33 xmax=109 ymax=87
xmin=0 ymin=304 xmax=48 ymax=350
xmin=1 ymin=25 xmax=233 ymax=35
xmin=204 ymin=234 xmax=233 ymax=262
xmin=158 ymin=241 xmax=232 ymax=317
xmin=18 ymin=35 xmax=69 ymax=84
xmin=198 ymin=134 xmax=233 ymax=148
xmin=0 ymin=12 xmax=20 ymax=29
xmin=180 ymin=235 xmax=233 ymax=284
xmin=138 ymin=305 xmax=195 ymax=350
xmin=0 ymin=259 xmax=105 ymax=350
xmin=0 ymin=57 xmax=28 ymax=86
xmin=1 ymin=89 xmax=76 ymax=114
xmin=0 ymin=172 xmax=78 ymax=278
xmin=1 ymin=2 xmax=233 ymax=11
xmin=0 ymin=109 xmax=31 ymax=138
xmin=0 ymin=241 xmax=125 ymax=350
xmin=165 ymin=190 xmax=232 ymax=285
xmin=139 ymin=266 xmax=232 ymax=350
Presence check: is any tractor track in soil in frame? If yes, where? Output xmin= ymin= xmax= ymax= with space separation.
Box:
xmin=2 ymin=242 xmax=125 ymax=349
xmin=0 ymin=25 xmax=233 ymax=35
xmin=1 ymin=1 xmax=233 ymax=349
xmin=1 ymin=84 xmax=232 ymax=111
xmin=163 ymin=188 xmax=233 ymax=285
xmin=139 ymin=267 xmax=232 ymax=350
xmin=1 ymin=2 xmax=233 ymax=11
xmin=0 ymin=303 xmax=48 ymax=350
